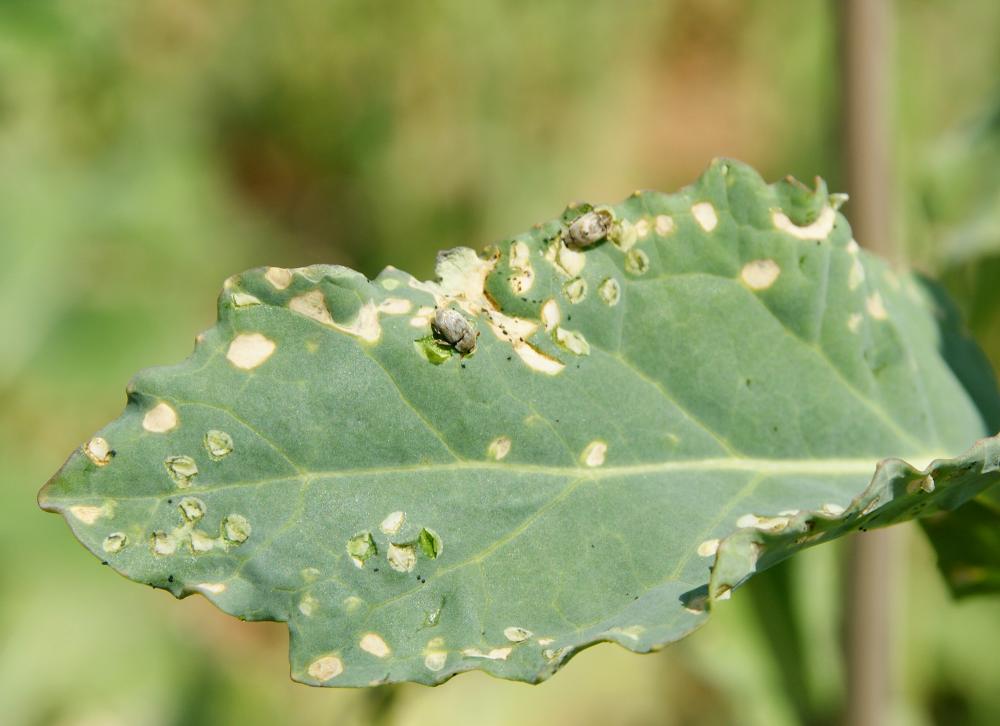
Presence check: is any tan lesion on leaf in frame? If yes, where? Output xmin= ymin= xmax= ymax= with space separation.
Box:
xmin=771 ymin=205 xmax=836 ymax=240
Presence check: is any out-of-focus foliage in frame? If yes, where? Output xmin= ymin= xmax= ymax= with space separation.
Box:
xmin=4 ymin=0 xmax=1000 ymax=724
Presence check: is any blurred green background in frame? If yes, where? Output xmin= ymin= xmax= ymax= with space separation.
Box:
xmin=3 ymin=1 xmax=1000 ymax=724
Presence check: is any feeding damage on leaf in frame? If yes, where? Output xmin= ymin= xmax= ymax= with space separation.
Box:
xmin=38 ymin=159 xmax=1000 ymax=688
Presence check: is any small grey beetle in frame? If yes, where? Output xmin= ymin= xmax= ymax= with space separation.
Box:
xmin=432 ymin=308 xmax=478 ymax=355
xmin=566 ymin=209 xmax=614 ymax=249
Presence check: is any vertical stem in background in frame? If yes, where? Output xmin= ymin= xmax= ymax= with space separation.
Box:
xmin=838 ymin=1 xmax=898 ymax=726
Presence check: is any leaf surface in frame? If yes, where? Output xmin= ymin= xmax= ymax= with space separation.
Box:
xmin=40 ymin=160 xmax=1000 ymax=686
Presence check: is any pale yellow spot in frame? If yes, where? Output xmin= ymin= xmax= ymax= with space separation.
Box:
xmin=380 ymin=278 xmax=401 ymax=291
xmin=387 ymin=543 xmax=416 ymax=572
xmin=102 ymin=532 xmax=127 ymax=553
xmin=883 ymin=269 xmax=900 ymax=290
xmin=289 ymin=290 xmax=335 ymax=325
xmin=691 ymin=202 xmax=718 ymax=232
xmin=715 ymin=586 xmax=733 ymax=601
xmin=846 ymin=239 xmax=860 ymax=254
xmin=847 ymin=313 xmax=863 ymax=333
xmin=504 ymin=627 xmax=532 ymax=642
xmin=462 ymin=647 xmax=512 ymax=661
xmin=581 ymin=440 xmax=607 ymax=467
xmin=380 ymin=511 xmax=405 ymax=535
xmin=84 ymin=437 xmax=112 ymax=467
xmin=540 ymin=300 xmax=560 ymax=332
xmin=510 ymin=240 xmax=531 ymax=269
xmin=771 ymin=206 xmax=836 ymax=240
xmin=290 ymin=292 xmax=382 ymax=343
xmin=196 ymin=582 xmax=227 ymax=595
xmin=740 ymin=260 xmax=781 ymax=291
xmin=624 ymin=249 xmax=649 ymax=275
xmin=190 ymin=531 xmax=215 ymax=553
xmin=634 ymin=219 xmax=651 ymax=238
xmin=226 ymin=333 xmax=276 ymax=370
xmin=343 ymin=596 xmax=364 ymax=612
xmin=508 ymin=241 xmax=535 ymax=294
xmin=152 ymin=532 xmax=177 ymax=556
xmin=907 ymin=475 xmax=936 ymax=494
xmin=563 ymin=277 xmax=587 ymax=303
xmin=265 ymin=267 xmax=293 ymax=290
xmin=848 ymin=257 xmax=865 ymax=290
xmin=821 ymin=502 xmax=846 ymax=516
xmin=509 ymin=268 xmax=535 ymax=295
xmin=302 ymin=567 xmax=321 ymax=582
xmin=424 ymin=651 xmax=447 ymax=672
xmin=866 ymin=292 xmax=888 ymax=320
xmin=537 ymin=638 xmax=555 ymax=646
xmin=360 ymin=633 xmax=391 ymax=658
xmin=697 ymin=538 xmax=720 ymax=557
xmin=308 ymin=655 xmax=344 ymax=682
xmin=515 ymin=343 xmax=565 ymax=375
xmin=608 ymin=625 xmax=644 ymax=641
xmin=409 ymin=312 xmax=432 ymax=328
xmin=143 ymin=402 xmax=178 ymax=433
xmin=554 ymin=327 xmax=590 ymax=356
xmin=230 ymin=291 xmax=261 ymax=308
xmin=545 ymin=237 xmax=586 ymax=274
xmin=488 ymin=436 xmax=512 ymax=461
xmin=69 ymin=503 xmax=112 ymax=525
xmin=655 ymin=214 xmax=675 ymax=235
xmin=378 ymin=298 xmax=412 ymax=315
xmin=736 ymin=513 xmax=790 ymax=533
xmin=598 ymin=278 xmax=621 ymax=306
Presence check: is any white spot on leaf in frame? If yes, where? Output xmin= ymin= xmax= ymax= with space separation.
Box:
xmin=380 ymin=511 xmax=406 ymax=535
xmin=204 ymin=430 xmax=234 ymax=460
xmin=691 ymin=202 xmax=718 ymax=232
xmin=222 ymin=514 xmax=251 ymax=543
xmin=196 ymin=582 xmax=227 ymax=595
xmin=598 ymin=278 xmax=621 ymax=306
xmin=387 ymin=543 xmax=417 ymax=572
xmin=84 ymin=437 xmax=113 ymax=466
xmin=655 ymin=215 xmax=675 ymax=235
xmin=866 ymin=292 xmax=888 ymax=320
xmin=504 ymin=627 xmax=532 ymax=643
xmin=554 ymin=327 xmax=590 ymax=356
xmin=563 ymin=277 xmax=587 ymax=304
xmin=740 ymin=260 xmax=781 ymax=291
xmin=848 ymin=257 xmax=866 ymax=290
xmin=265 ymin=267 xmax=292 ymax=290
xmin=378 ymin=298 xmax=412 ymax=315
xmin=227 ymin=333 xmax=276 ymax=370
xmin=581 ymin=440 xmax=607 ymax=467
xmin=308 ymin=655 xmax=344 ymax=682
xmin=772 ymin=206 xmax=836 ymax=240
xmin=70 ymin=503 xmax=113 ymax=525
xmin=462 ymin=647 xmax=512 ymax=661
xmin=143 ymin=402 xmax=178 ymax=433
xmin=540 ymin=300 xmax=560 ymax=332
xmin=488 ymin=436 xmax=512 ymax=461
xmin=424 ymin=651 xmax=447 ymax=672
xmin=697 ymin=538 xmax=720 ymax=557
xmin=103 ymin=532 xmax=127 ymax=553
xmin=624 ymin=249 xmax=650 ymax=276
xmin=360 ymin=633 xmax=391 ymax=658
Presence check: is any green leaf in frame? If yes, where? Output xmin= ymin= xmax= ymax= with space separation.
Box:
xmin=39 ymin=160 xmax=1000 ymax=687
xmin=922 ymin=487 xmax=1000 ymax=596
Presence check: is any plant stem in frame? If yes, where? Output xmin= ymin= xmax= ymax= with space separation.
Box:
xmin=838 ymin=1 xmax=899 ymax=725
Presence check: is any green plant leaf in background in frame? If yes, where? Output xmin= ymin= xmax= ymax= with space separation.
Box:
xmin=38 ymin=160 xmax=1000 ymax=687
